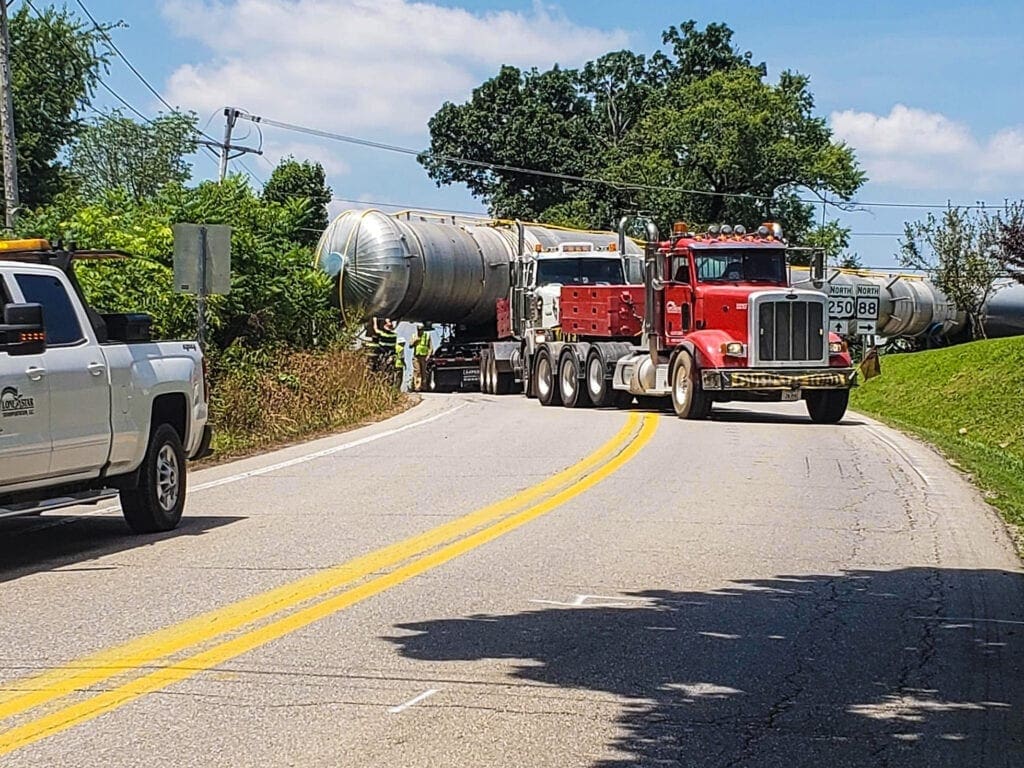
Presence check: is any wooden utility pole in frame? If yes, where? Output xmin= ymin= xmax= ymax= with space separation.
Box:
xmin=194 ymin=107 xmax=262 ymax=183
xmin=0 ymin=0 xmax=20 ymax=230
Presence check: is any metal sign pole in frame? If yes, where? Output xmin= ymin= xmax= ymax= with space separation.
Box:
xmin=197 ymin=226 xmax=207 ymax=348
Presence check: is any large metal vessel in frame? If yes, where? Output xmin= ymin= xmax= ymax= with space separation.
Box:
xmin=315 ymin=210 xmax=643 ymax=325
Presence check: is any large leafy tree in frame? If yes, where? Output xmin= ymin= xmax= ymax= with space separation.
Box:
xmin=421 ymin=21 xmax=863 ymax=237
xmin=6 ymin=4 xmax=111 ymax=213
xmin=606 ymin=67 xmax=863 ymax=242
xmin=261 ymin=157 xmax=333 ymax=245
xmin=69 ymin=110 xmax=198 ymax=203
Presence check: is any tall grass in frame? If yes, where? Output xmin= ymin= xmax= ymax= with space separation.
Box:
xmin=208 ymin=346 xmax=406 ymax=459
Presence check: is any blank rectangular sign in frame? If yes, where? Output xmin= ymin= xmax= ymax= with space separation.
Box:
xmin=173 ymin=223 xmax=232 ymax=295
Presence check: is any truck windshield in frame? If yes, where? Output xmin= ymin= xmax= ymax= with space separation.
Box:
xmin=535 ymin=258 xmax=624 ymax=286
xmin=694 ymin=249 xmax=787 ymax=284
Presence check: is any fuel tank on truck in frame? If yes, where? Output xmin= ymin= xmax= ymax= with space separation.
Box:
xmin=984 ymin=280 xmax=1024 ymax=338
xmin=315 ymin=210 xmax=643 ymax=325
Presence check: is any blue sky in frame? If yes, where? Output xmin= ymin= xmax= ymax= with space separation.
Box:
xmin=75 ymin=0 xmax=1024 ymax=267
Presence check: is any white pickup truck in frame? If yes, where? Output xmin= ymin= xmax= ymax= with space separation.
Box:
xmin=0 ymin=241 xmax=211 ymax=533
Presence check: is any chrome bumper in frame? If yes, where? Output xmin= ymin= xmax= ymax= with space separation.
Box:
xmin=702 ymin=368 xmax=857 ymax=391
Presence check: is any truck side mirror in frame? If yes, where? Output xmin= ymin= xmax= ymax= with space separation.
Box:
xmin=0 ymin=303 xmax=46 ymax=356
xmin=810 ymin=250 xmax=825 ymax=285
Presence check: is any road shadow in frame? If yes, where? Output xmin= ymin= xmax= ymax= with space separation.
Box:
xmin=387 ymin=568 xmax=1024 ymax=767
xmin=709 ymin=406 xmax=866 ymax=426
xmin=0 ymin=514 xmax=243 ymax=584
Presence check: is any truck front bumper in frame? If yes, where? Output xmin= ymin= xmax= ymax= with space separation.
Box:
xmin=701 ymin=367 xmax=857 ymax=391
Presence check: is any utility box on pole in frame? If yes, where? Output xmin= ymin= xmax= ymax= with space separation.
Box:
xmin=173 ymin=224 xmax=231 ymax=346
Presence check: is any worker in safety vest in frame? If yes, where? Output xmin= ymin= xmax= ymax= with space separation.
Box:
xmin=367 ymin=317 xmax=398 ymax=374
xmin=393 ymin=334 xmax=406 ymax=388
xmin=411 ymin=323 xmax=434 ymax=392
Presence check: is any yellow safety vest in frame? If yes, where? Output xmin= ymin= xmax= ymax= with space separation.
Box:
xmin=414 ymin=333 xmax=432 ymax=357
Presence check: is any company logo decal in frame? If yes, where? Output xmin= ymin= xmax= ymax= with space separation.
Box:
xmin=1 ymin=386 xmax=35 ymax=418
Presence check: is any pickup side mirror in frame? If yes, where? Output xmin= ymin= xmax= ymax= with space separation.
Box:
xmin=0 ymin=303 xmax=46 ymax=356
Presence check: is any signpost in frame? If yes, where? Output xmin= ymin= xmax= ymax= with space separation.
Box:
xmin=827 ymin=282 xmax=855 ymax=335
xmin=173 ymin=224 xmax=231 ymax=347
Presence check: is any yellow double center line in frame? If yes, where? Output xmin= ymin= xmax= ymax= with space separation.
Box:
xmin=0 ymin=412 xmax=657 ymax=755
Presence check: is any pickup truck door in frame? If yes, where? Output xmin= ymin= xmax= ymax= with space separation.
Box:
xmin=0 ymin=275 xmax=52 ymax=484
xmin=12 ymin=271 xmax=110 ymax=477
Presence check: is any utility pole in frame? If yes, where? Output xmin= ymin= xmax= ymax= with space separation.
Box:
xmin=0 ymin=0 xmax=19 ymax=230
xmin=195 ymin=107 xmax=262 ymax=183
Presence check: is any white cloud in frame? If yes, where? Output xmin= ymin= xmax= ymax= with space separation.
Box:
xmin=830 ymin=104 xmax=1024 ymax=190
xmin=161 ymin=0 xmax=629 ymax=137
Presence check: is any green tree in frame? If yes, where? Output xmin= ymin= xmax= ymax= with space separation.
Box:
xmin=995 ymin=201 xmax=1024 ymax=285
xmin=800 ymin=221 xmax=861 ymax=269
xmin=899 ymin=207 xmax=1002 ymax=339
xmin=261 ymin=157 xmax=333 ymax=245
xmin=421 ymin=64 xmax=594 ymax=220
xmin=6 ymin=5 xmax=112 ymax=213
xmin=17 ymin=177 xmax=340 ymax=350
xmin=69 ymin=110 xmax=198 ymax=203
xmin=605 ymin=67 xmax=864 ymax=241
xmin=420 ymin=21 xmax=862 ymax=233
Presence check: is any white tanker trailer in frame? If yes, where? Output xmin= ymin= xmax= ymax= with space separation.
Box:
xmin=315 ymin=210 xmax=645 ymax=391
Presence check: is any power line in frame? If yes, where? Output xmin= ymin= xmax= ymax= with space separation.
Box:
xmin=237 ymin=110 xmax=1011 ymax=213
xmin=21 ymin=0 xmax=220 ymax=169
xmin=73 ymin=0 xmax=221 ymax=146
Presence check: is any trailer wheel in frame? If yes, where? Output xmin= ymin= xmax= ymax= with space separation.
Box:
xmin=805 ymin=389 xmax=849 ymax=424
xmin=558 ymin=350 xmax=591 ymax=408
xmin=585 ymin=350 xmax=616 ymax=408
xmin=535 ymin=349 xmax=561 ymax=407
xmin=479 ymin=351 xmax=491 ymax=394
xmin=670 ymin=350 xmax=712 ymax=420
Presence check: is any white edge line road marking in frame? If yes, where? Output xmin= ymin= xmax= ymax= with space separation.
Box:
xmin=388 ymin=688 xmax=439 ymax=714
xmin=18 ymin=402 xmax=468 ymax=531
xmin=864 ymin=424 xmax=931 ymax=485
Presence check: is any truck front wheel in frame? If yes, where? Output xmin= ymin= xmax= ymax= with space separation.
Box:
xmin=670 ymin=351 xmax=712 ymax=420
xmin=805 ymin=389 xmax=849 ymax=424
xmin=120 ymin=424 xmax=187 ymax=534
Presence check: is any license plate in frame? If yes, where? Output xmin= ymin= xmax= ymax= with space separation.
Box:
xmin=463 ymin=369 xmax=479 ymax=382
xmin=781 ymin=389 xmax=800 ymax=402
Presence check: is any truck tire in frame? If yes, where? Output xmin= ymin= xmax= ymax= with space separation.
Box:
xmin=585 ymin=350 xmax=616 ymax=407
xmin=535 ymin=349 xmax=561 ymax=407
xmin=523 ymin=356 xmax=536 ymax=399
xmin=120 ymin=423 xmax=186 ymax=534
xmin=670 ymin=350 xmax=712 ymax=420
xmin=479 ymin=351 xmax=492 ymax=394
xmin=558 ymin=350 xmax=591 ymax=408
xmin=805 ymin=389 xmax=849 ymax=424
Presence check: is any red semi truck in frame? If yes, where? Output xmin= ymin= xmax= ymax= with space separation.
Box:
xmin=526 ymin=221 xmax=857 ymax=423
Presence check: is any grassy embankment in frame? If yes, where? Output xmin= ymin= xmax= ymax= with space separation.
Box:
xmin=851 ymin=336 xmax=1024 ymax=534
xmin=207 ymin=347 xmax=407 ymax=460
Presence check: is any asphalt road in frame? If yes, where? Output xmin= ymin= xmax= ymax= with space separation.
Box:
xmin=0 ymin=394 xmax=1022 ymax=767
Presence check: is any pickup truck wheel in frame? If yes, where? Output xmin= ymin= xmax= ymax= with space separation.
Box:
xmin=120 ymin=424 xmax=186 ymax=534
xmin=805 ymin=389 xmax=849 ymax=424
xmin=670 ymin=351 xmax=712 ymax=420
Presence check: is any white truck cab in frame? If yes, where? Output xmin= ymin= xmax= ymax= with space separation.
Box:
xmin=0 ymin=241 xmax=211 ymax=533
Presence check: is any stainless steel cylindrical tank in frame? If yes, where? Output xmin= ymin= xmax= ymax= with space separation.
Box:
xmin=984 ymin=280 xmax=1024 ymax=338
xmin=315 ymin=210 xmax=642 ymax=324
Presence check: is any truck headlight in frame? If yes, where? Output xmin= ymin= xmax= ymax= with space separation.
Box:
xmin=720 ymin=342 xmax=746 ymax=357
xmin=829 ymin=341 xmax=847 ymax=354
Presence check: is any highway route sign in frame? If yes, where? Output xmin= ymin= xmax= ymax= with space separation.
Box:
xmin=855 ymin=283 xmax=881 ymax=335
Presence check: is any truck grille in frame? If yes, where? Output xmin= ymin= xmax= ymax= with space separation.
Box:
xmin=757 ymin=300 xmax=824 ymax=362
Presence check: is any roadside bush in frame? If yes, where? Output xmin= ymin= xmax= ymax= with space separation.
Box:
xmin=208 ymin=345 xmax=406 ymax=458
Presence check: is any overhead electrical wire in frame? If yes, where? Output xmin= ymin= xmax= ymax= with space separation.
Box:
xmin=237 ymin=111 xmax=1007 ymax=213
